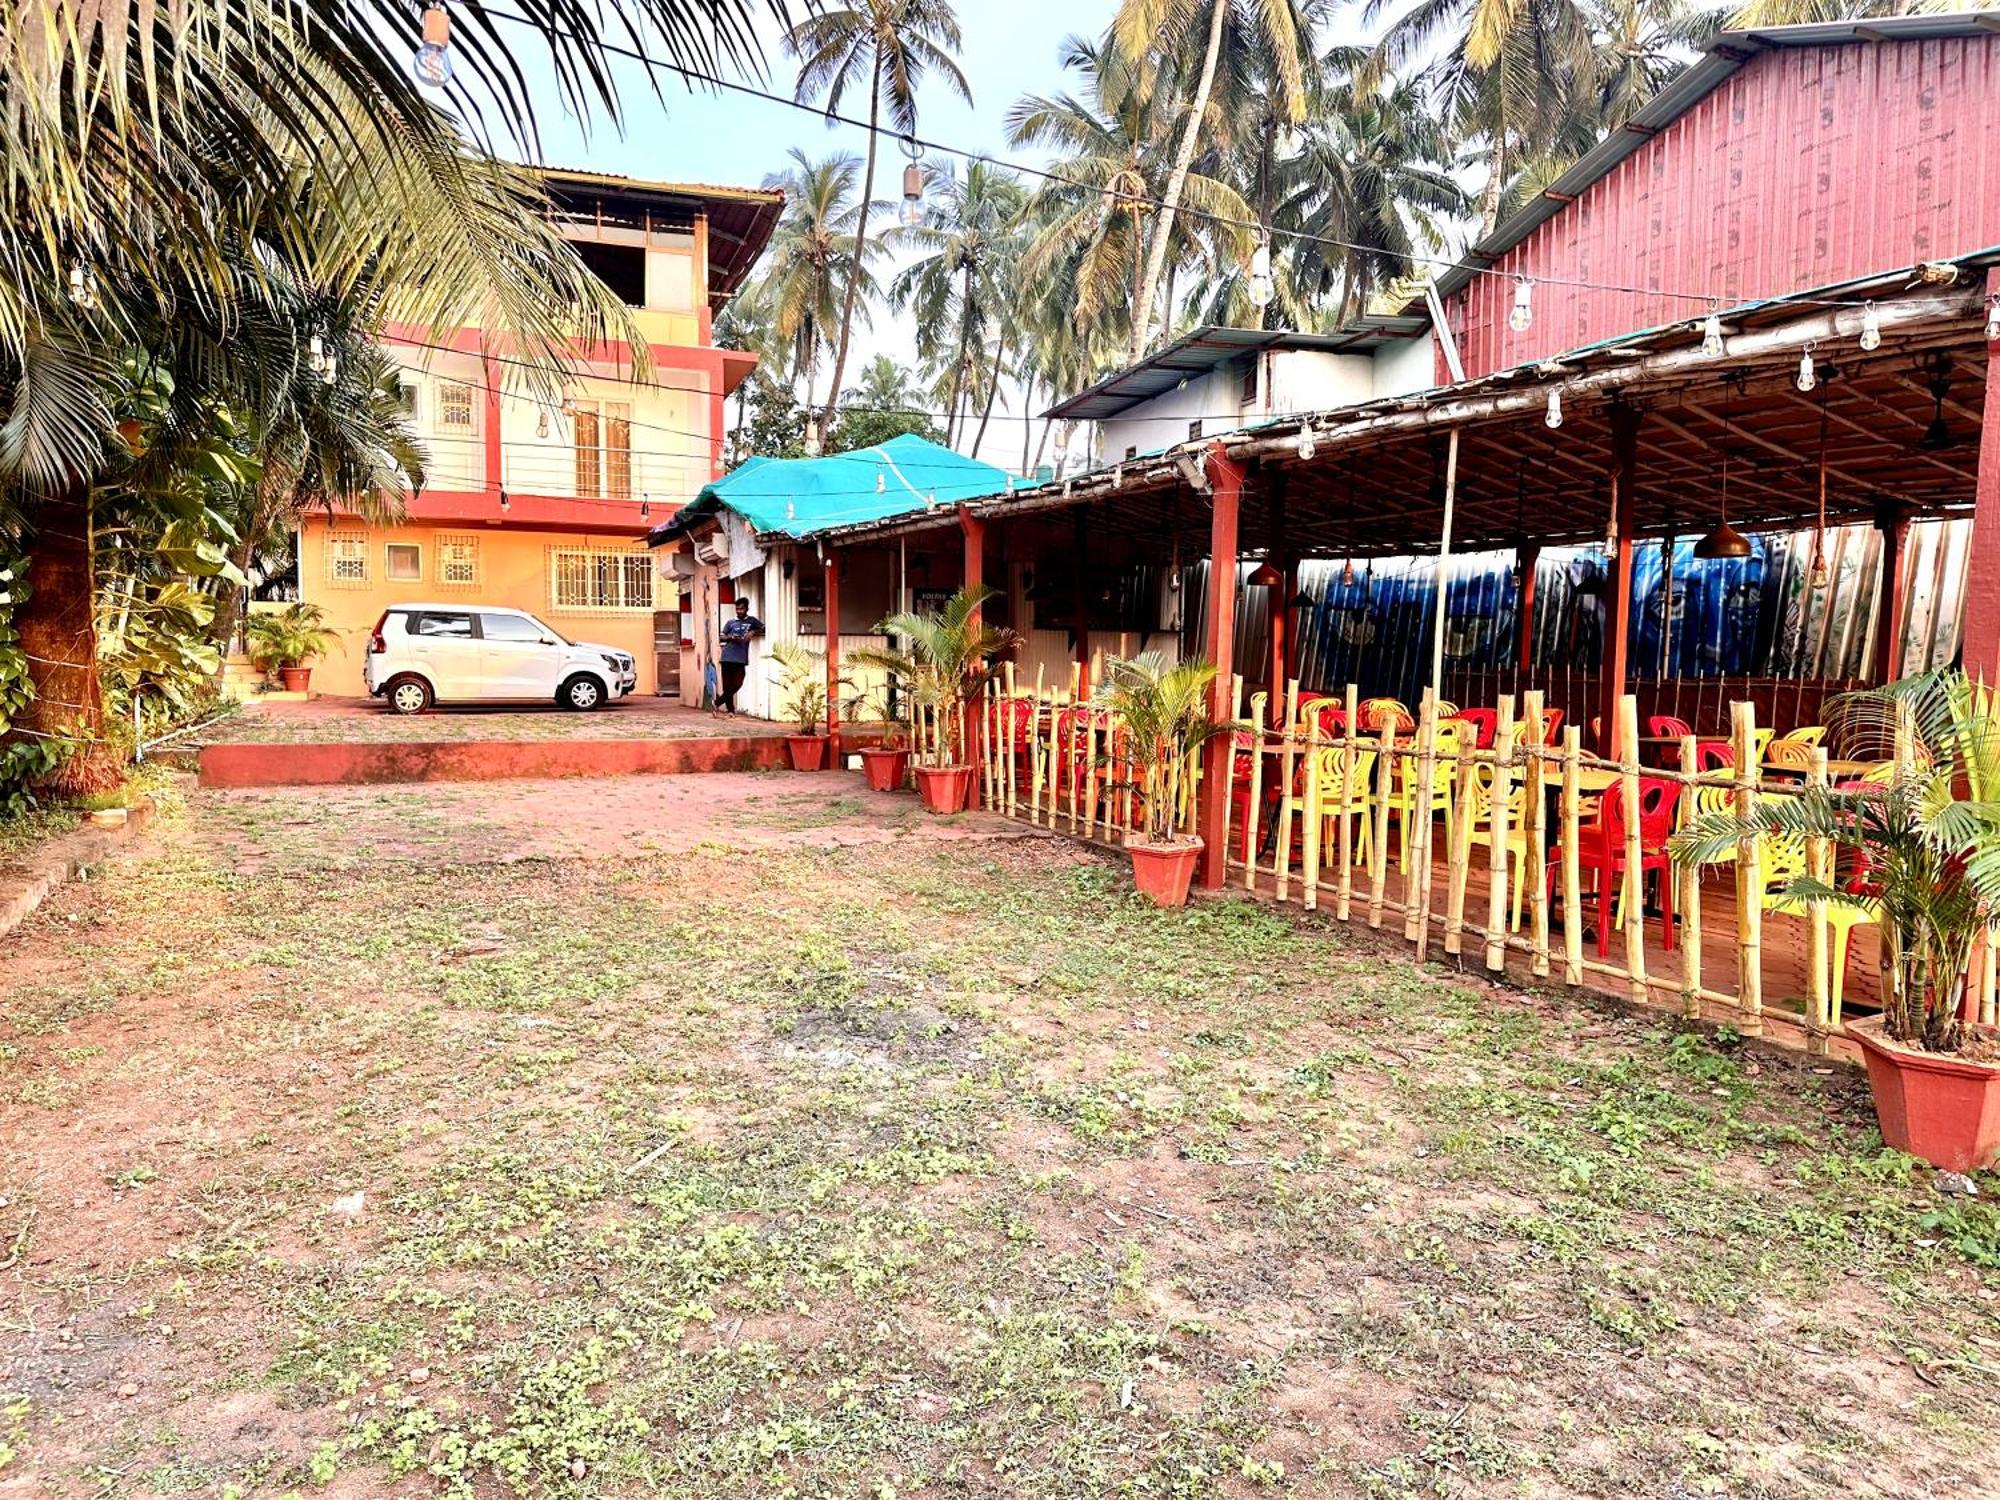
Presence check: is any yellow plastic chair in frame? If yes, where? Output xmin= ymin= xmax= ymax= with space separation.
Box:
xmin=1786 ymin=725 xmax=1827 ymax=747
xmin=1392 ymin=719 xmax=1465 ymax=871
xmin=1464 ymin=761 xmax=1535 ymax=930
xmin=1766 ymin=737 xmax=1818 ymax=773
xmin=1314 ymin=744 xmax=1380 ymax=877
xmin=1758 ymin=830 xmax=1876 ymax=1021
xmin=1359 ymin=697 xmax=1413 ymax=734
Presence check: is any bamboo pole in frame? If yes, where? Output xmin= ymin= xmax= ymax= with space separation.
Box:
xmin=1302 ymin=731 xmax=1323 ymax=912
xmin=1444 ymin=733 xmax=1476 ymax=956
xmin=1806 ymin=745 xmax=1831 ymax=1050
xmin=1275 ymin=719 xmax=1300 ymax=902
xmin=1243 ymin=692 xmax=1268 ymax=891
xmin=1410 ymin=693 xmax=1439 ymax=951
xmin=1982 ymin=924 xmax=1999 ymax=1029
xmin=1524 ymin=692 xmax=1551 ymax=980
xmin=1560 ymin=727 xmax=1583 ymax=987
xmin=1486 ymin=695 xmax=1517 ymax=973
xmin=1617 ymin=695 xmax=1647 ymax=1004
xmin=1733 ymin=699 xmax=1764 ymax=1036
xmin=981 ymin=683 xmax=996 ymax=812
xmin=1336 ymin=683 xmax=1359 ymax=922
xmin=1678 ymin=735 xmax=1704 ymax=1019
xmin=1030 ymin=666 xmax=1045 ymax=824
xmin=1219 ymin=674 xmax=1242 ymax=862
xmin=1083 ymin=711 xmax=1101 ymax=835
xmin=1368 ymin=716 xmax=1395 ymax=929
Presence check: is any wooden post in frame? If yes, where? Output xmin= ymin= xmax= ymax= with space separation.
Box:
xmin=1599 ymin=404 xmax=1643 ymax=757
xmin=1082 ymin=711 xmax=1101 ymax=836
xmin=1071 ymin=507 xmax=1091 ymax=680
xmin=1560 ymin=726 xmax=1583 ymax=986
xmin=1733 ymin=699 xmax=1764 ymax=1035
xmin=824 ymin=547 xmax=843 ymax=767
xmin=1302 ymin=732 xmax=1323 ymax=912
xmin=1870 ymin=500 xmax=1911 ymax=685
xmin=1958 ymin=266 xmax=2000 ymax=681
xmin=1444 ymin=733 xmax=1476 ymax=956
xmin=1410 ymin=693 xmax=1439 ymax=951
xmin=1368 ymin=716 xmax=1395 ymax=929
xmin=1243 ymin=691 xmax=1268 ymax=891
xmin=1004 ymin=662 xmax=1019 ymax=818
xmin=1268 ymin=472 xmax=1289 ymax=725
xmin=1218 ymin=674 xmax=1242 ymax=864
xmin=1029 ymin=665 xmax=1046 ymax=823
xmin=1524 ymin=691 xmax=1550 ymax=978
xmin=1275 ymin=725 xmax=1299 ymax=901
xmin=1806 ymin=745 xmax=1832 ymax=1050
xmin=1486 ymin=695 xmax=1517 ymax=972
xmin=1336 ymin=682 xmax=1359 ymax=921
xmin=1617 ymin=694 xmax=1647 ymax=1003
xmin=1196 ymin=447 xmax=1246 ymax=887
xmin=960 ymin=506 xmax=987 ymax=805
xmin=1678 ymin=735 xmax=1704 ymax=1018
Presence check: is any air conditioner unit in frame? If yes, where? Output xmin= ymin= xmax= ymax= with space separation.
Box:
xmin=693 ymin=538 xmax=727 ymax=567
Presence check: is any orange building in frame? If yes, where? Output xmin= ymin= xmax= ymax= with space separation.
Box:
xmin=297 ymin=170 xmax=781 ymax=698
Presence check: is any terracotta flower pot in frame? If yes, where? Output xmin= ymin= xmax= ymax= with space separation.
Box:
xmin=1128 ymin=836 xmax=1204 ymax=907
xmin=784 ymin=734 xmax=828 ymax=772
xmin=278 ymin=666 xmax=312 ymax=693
xmin=913 ymin=763 xmax=974 ymax=814
xmin=1849 ymin=1015 xmax=2000 ymax=1173
xmin=859 ymin=746 xmax=910 ymax=792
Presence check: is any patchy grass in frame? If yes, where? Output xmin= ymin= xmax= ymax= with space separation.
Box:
xmin=0 ymin=775 xmax=1995 ymax=1499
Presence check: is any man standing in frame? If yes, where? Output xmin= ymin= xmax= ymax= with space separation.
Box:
xmin=716 ymin=596 xmax=763 ymax=716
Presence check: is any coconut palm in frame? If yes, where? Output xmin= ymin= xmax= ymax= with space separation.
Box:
xmin=787 ymin=0 xmax=973 ymax=433
xmin=755 ymin=150 xmax=883 ymax=419
xmin=1110 ymin=0 xmax=1315 ymax=360
xmin=889 ymin=160 xmax=1030 ymax=447
xmin=1097 ymin=652 xmax=1233 ymax=844
xmin=844 ymin=355 xmax=927 ymax=413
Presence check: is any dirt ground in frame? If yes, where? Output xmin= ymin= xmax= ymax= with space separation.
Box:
xmin=1 ymin=771 xmax=1996 ymax=1499
xmin=192 ymin=697 xmax=794 ymax=745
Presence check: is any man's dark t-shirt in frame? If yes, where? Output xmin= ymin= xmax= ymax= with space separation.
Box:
xmin=720 ymin=615 xmax=763 ymax=665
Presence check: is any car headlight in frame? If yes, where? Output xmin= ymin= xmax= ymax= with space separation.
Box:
xmin=600 ymin=653 xmax=620 ymax=670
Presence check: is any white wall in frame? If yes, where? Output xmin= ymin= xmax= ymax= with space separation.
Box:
xmin=1370 ymin=332 xmax=1439 ymax=398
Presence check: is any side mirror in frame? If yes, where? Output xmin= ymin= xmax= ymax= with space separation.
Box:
xmin=540 ymin=636 xmax=556 ymax=645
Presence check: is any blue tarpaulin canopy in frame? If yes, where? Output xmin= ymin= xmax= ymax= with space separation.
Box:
xmin=647 ymin=435 xmax=1011 ymax=546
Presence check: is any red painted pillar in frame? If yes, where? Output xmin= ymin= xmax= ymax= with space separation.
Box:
xmin=1960 ymin=270 xmax=2000 ymax=681
xmin=960 ymin=505 xmax=987 ymax=805
xmin=1197 ymin=445 xmax=1246 ymax=888
xmin=1071 ymin=508 xmax=1091 ymax=692
xmin=1871 ymin=501 xmax=1911 ymax=685
xmin=481 ymin=347 xmax=503 ymax=498
xmin=1515 ymin=543 xmax=1541 ymax=673
xmin=824 ymin=547 xmax=842 ymax=767
xmin=1599 ymin=406 xmax=1641 ymax=756
xmin=1267 ymin=474 xmax=1289 ymax=727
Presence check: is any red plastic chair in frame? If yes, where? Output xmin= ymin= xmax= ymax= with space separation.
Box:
xmin=1648 ymin=714 xmax=1693 ymax=740
xmin=1694 ymin=740 xmax=1733 ymax=773
xmin=1560 ymin=777 xmax=1684 ymax=957
xmin=1539 ymin=708 xmax=1564 ymax=744
xmin=1452 ymin=707 xmax=1498 ymax=748
xmin=1302 ymin=699 xmax=1347 ymax=740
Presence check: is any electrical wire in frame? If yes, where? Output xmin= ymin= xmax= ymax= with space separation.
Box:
xmin=480 ymin=4 xmax=1882 ymax=316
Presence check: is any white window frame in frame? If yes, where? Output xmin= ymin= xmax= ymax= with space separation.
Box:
xmin=437 ymin=534 xmax=480 ymax=588
xmin=548 ymin=546 xmax=654 ymax=614
xmin=385 ymin=541 xmax=423 ymax=582
xmin=326 ymin=531 xmax=368 ymax=587
xmin=436 ymin=380 xmax=479 ymax=438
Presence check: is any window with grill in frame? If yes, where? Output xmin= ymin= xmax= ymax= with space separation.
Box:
xmin=326 ymin=533 xmax=367 ymax=585
xmin=437 ymin=535 xmax=479 ymax=587
xmin=550 ymin=548 xmax=653 ymax=612
xmin=437 ymin=381 xmax=477 ymax=435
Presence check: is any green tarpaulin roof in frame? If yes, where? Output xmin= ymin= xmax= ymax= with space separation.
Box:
xmin=647 ymin=435 xmax=1011 ymax=545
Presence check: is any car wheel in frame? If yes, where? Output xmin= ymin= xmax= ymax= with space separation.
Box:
xmin=387 ymin=675 xmax=433 ymax=715
xmin=559 ymin=674 xmax=604 ymax=711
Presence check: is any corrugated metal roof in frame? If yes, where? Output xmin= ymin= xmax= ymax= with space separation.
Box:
xmin=1041 ymin=319 xmax=1428 ymax=422
xmin=530 ymin=166 xmax=784 ymax=306
xmin=1421 ymin=14 xmax=2000 ymax=307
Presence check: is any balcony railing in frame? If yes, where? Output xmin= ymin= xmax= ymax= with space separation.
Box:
xmin=500 ymin=442 xmax=708 ymax=504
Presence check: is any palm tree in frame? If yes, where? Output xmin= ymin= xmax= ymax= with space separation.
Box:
xmin=1591 ymin=0 xmax=1721 ymax=130
xmin=1008 ymin=36 xmax=1249 ymax=367
xmin=754 ymin=149 xmax=883 ymax=419
xmin=853 ymin=584 xmax=1018 ymax=769
xmin=787 ymin=0 xmax=973 ymax=434
xmin=844 ymin=355 xmax=927 ymax=412
xmin=1111 ymin=0 xmax=1315 ymax=360
xmin=889 ymin=160 xmax=1030 ymax=448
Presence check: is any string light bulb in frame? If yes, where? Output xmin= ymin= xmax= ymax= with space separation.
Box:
xmin=1809 ymin=548 xmax=1829 ymax=591
xmin=498 ymin=489 xmax=510 ymax=513
xmin=1544 ymin=388 xmax=1563 ymax=429
xmin=1341 ymin=557 xmax=1356 ymax=587
xmin=875 ymin=471 xmax=886 ymax=494
xmin=1795 ymin=344 xmax=1817 ymax=393
xmin=1246 ymin=241 xmax=1274 ymax=309
xmin=1858 ymin=302 xmax=1882 ymax=353
xmin=803 ymin=416 xmax=822 ymax=458
xmin=414 ymin=2 xmax=453 ymax=88
xmin=1986 ymin=293 xmax=2000 ymax=342
xmin=899 ymin=136 xmax=925 ymax=228
xmin=67 ymin=260 xmax=96 ymax=310
xmin=1297 ymin=422 xmax=1316 ymax=461
xmin=1509 ymin=277 xmax=1534 ymax=333
xmin=1701 ymin=306 xmax=1724 ymax=358
xmin=536 ymin=410 xmax=550 ymax=439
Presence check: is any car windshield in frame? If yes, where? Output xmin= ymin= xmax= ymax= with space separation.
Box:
xmin=517 ymin=614 xmax=568 ymax=646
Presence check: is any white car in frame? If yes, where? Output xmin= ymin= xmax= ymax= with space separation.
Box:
xmin=364 ymin=604 xmax=637 ymax=714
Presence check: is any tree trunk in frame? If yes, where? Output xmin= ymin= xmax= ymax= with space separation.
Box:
xmin=972 ymin=331 xmax=1007 ymax=459
xmin=1128 ymin=0 xmax=1229 ymax=364
xmin=945 ymin=262 xmax=976 ymax=447
xmin=1476 ymin=137 xmax=1508 ymax=238
xmin=1019 ymin=372 xmax=1035 ymax=474
xmin=1255 ymin=112 xmax=1276 ymax=331
xmin=821 ymin=50 xmax=883 ymax=431
xmin=9 ymin=485 xmax=118 ymax=793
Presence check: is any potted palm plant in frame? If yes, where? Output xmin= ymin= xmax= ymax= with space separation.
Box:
xmin=769 ymin=641 xmax=837 ymax=772
xmin=855 ymin=679 xmax=912 ymax=793
xmin=1097 ymin=652 xmax=1233 ymax=906
xmin=245 ymin=603 xmax=337 ymax=694
xmin=855 ymin=584 xmax=1016 ymax=814
xmin=1673 ymin=669 xmax=2000 ymax=1172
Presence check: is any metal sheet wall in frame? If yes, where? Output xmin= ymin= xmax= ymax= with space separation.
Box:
xmin=1449 ymin=37 xmax=2000 ymax=379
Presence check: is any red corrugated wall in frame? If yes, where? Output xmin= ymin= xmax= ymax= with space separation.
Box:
xmin=1447 ymin=35 xmax=2000 ymax=379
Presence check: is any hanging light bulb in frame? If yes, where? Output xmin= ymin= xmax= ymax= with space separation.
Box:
xmin=1297 ymin=422 xmax=1316 ymax=461
xmin=1796 ymin=344 xmax=1817 ymax=393
xmin=803 ymin=416 xmax=822 ymax=457
xmin=320 ymin=354 xmax=337 ymax=386
xmin=67 ymin=260 xmax=96 ymax=310
xmin=308 ymin=333 xmax=325 ymax=368
xmin=536 ymin=409 xmax=550 ymax=439
xmin=1701 ymin=306 xmax=1724 ymax=358
xmin=899 ymin=136 xmax=925 ymax=228
xmin=414 ymin=2 xmax=453 ymax=88
xmin=640 ymin=498 xmax=651 ymax=520
xmin=1859 ymin=302 xmax=1882 ymax=352
xmin=1246 ymin=241 xmax=1274 ymax=309
xmin=1544 ymin=388 xmax=1563 ymax=429
xmin=1112 ymin=466 xmax=1123 ymax=489
xmin=1341 ymin=557 xmax=1356 ymax=588
xmin=498 ymin=489 xmax=510 ymax=513
xmin=1987 ymin=294 xmax=2000 ymax=342
xmin=1509 ymin=276 xmax=1534 ymax=333
xmin=1809 ymin=547 xmax=1829 ymax=591
xmin=875 ymin=471 xmax=886 ymax=494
